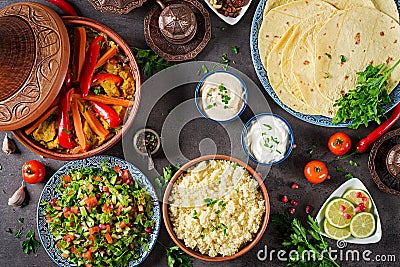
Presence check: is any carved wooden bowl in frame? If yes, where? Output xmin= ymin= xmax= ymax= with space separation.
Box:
xmin=369 ymin=128 xmax=400 ymax=197
xmin=87 ymin=0 xmax=147 ymax=15
xmin=12 ymin=16 xmax=142 ymax=160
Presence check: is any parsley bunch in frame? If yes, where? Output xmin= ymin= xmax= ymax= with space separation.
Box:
xmin=332 ymin=60 xmax=400 ymax=129
xmin=131 ymin=47 xmax=175 ymax=77
xmin=272 ymin=214 xmax=340 ymax=267
xmin=155 ymin=165 xmax=180 ymax=198
xmin=22 ymin=230 xmax=41 ymax=255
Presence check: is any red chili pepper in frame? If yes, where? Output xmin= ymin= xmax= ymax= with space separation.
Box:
xmin=92 ymin=73 xmax=123 ymax=87
xmin=80 ymin=36 xmax=104 ymax=98
xmin=64 ymin=68 xmax=72 ymax=88
xmin=46 ymin=0 xmax=78 ymax=16
xmin=58 ymin=88 xmax=77 ymax=149
xmin=356 ymin=103 xmax=400 ymax=153
xmin=89 ymin=101 xmax=122 ymax=128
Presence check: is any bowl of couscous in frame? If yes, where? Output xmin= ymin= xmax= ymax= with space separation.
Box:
xmin=162 ymin=154 xmax=270 ymax=262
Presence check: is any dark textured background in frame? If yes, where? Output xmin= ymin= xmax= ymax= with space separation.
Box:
xmin=0 ymin=0 xmax=399 ymax=266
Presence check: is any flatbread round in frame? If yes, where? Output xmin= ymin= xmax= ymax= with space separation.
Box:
xmin=371 ymin=0 xmax=399 ymax=22
xmin=263 ymin=0 xmax=375 ymax=17
xmin=267 ymin=25 xmax=318 ymax=114
xmin=281 ymin=10 xmax=337 ymax=107
xmin=314 ymin=7 xmax=400 ymax=104
xmin=258 ymin=0 xmax=335 ymax=68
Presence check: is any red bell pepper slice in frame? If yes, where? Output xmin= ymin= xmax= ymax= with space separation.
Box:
xmin=80 ymin=36 xmax=104 ymax=98
xmin=89 ymin=101 xmax=122 ymax=128
xmin=91 ymin=73 xmax=123 ymax=87
xmin=46 ymin=0 xmax=78 ymax=16
xmin=58 ymin=88 xmax=77 ymax=149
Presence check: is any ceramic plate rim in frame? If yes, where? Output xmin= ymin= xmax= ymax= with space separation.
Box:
xmin=316 ymin=178 xmax=382 ymax=244
xmin=37 ymin=155 xmax=161 ymax=266
xmin=250 ymin=0 xmax=400 ymax=127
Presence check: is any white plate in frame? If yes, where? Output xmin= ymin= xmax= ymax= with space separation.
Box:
xmin=203 ymin=0 xmax=253 ymax=25
xmin=316 ymin=178 xmax=382 ymax=244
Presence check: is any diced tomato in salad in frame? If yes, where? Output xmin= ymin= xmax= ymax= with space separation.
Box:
xmin=44 ymin=161 xmax=154 ymax=266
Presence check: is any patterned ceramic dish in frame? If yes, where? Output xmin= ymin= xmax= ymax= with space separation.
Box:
xmin=37 ymin=155 xmax=160 ymax=266
xmin=250 ymin=0 xmax=400 ymax=127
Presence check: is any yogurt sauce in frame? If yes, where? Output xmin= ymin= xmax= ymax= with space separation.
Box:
xmin=245 ymin=115 xmax=290 ymax=164
xmin=200 ymin=72 xmax=245 ymax=121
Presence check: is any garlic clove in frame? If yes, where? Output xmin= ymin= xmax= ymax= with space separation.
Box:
xmin=8 ymin=181 xmax=26 ymax=207
xmin=2 ymin=133 xmax=16 ymax=154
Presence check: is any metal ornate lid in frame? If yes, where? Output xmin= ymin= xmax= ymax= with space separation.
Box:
xmin=157 ymin=0 xmax=197 ymax=45
xmin=0 ymin=2 xmax=70 ymax=130
xmin=369 ymin=128 xmax=400 ymax=197
xmin=87 ymin=0 xmax=147 ymax=15
xmin=144 ymin=0 xmax=211 ymax=62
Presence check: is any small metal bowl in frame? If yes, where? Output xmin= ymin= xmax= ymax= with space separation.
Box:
xmin=195 ymin=70 xmax=248 ymax=123
xmin=241 ymin=113 xmax=294 ymax=166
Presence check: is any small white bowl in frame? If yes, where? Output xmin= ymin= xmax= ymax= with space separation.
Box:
xmin=316 ymin=178 xmax=382 ymax=244
xmin=203 ymin=0 xmax=253 ymax=25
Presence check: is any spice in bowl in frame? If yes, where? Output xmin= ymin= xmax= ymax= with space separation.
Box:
xmin=133 ymin=129 xmax=160 ymax=155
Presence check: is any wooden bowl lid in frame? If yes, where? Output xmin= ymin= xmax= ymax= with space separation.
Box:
xmin=0 ymin=2 xmax=69 ymax=130
xmin=87 ymin=0 xmax=146 ymax=15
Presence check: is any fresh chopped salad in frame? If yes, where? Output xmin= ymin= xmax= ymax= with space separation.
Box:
xmin=43 ymin=162 xmax=154 ymax=266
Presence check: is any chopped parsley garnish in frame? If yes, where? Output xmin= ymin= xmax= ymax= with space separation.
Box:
xmin=18 ymin=218 xmax=24 ymax=223
xmin=204 ymin=198 xmax=217 ymax=207
xmin=192 ymin=210 xmax=199 ymax=220
xmin=345 ymin=173 xmax=355 ymax=179
xmin=340 ymin=55 xmax=347 ymax=63
xmin=349 ymin=160 xmax=359 ymax=167
xmin=232 ymin=162 xmax=237 ymax=170
xmin=15 ymin=226 xmax=23 ymax=238
xmin=336 ymin=166 xmax=345 ymax=172
xmin=62 ymin=129 xmax=71 ymax=135
xmin=263 ymin=124 xmax=272 ymax=130
xmin=231 ymin=46 xmax=239 ymax=54
xmin=215 ymin=210 xmax=221 ymax=214
xmin=325 ymin=53 xmax=332 ymax=59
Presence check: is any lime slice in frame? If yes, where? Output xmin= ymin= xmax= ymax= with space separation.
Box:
xmin=324 ymin=198 xmax=355 ymax=228
xmin=350 ymin=212 xmax=376 ymax=238
xmin=323 ymin=219 xmax=351 ymax=240
xmin=342 ymin=189 xmax=372 ymax=212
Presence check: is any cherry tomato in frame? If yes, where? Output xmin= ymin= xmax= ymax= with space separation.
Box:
xmin=328 ymin=132 xmax=352 ymax=156
xmin=304 ymin=160 xmax=329 ymax=184
xmin=22 ymin=160 xmax=45 ymax=184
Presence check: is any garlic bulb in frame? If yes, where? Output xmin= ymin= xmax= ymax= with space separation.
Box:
xmin=2 ymin=133 xmax=16 ymax=154
xmin=8 ymin=181 xmax=26 ymax=207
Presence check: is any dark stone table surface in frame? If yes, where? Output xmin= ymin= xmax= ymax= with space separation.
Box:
xmin=0 ymin=0 xmax=399 ymax=266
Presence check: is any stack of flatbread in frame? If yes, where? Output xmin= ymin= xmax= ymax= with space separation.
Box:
xmin=258 ymin=0 xmax=400 ymax=118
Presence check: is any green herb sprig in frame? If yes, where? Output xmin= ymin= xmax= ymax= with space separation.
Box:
xmin=155 ymin=165 xmax=180 ymax=197
xmin=333 ymin=60 xmax=400 ymax=129
xmin=272 ymin=214 xmax=340 ymax=267
xmin=22 ymin=230 xmax=41 ymax=255
xmin=131 ymin=47 xmax=175 ymax=77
